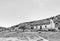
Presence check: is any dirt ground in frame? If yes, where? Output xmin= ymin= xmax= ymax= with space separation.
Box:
xmin=0 ymin=31 xmax=60 ymax=41
xmin=0 ymin=32 xmax=49 ymax=41
xmin=38 ymin=31 xmax=60 ymax=41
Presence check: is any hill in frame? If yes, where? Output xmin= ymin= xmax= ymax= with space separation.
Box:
xmin=7 ymin=14 xmax=60 ymax=32
xmin=0 ymin=14 xmax=60 ymax=32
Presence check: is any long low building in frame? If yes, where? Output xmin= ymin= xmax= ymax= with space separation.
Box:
xmin=27 ymin=19 xmax=57 ymax=31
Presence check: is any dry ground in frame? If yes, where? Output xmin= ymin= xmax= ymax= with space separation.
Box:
xmin=1 ymin=31 xmax=60 ymax=41
xmin=0 ymin=32 xmax=48 ymax=41
xmin=38 ymin=31 xmax=60 ymax=41
xmin=0 ymin=31 xmax=60 ymax=41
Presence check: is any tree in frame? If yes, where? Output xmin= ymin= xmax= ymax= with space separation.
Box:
xmin=18 ymin=25 xmax=26 ymax=32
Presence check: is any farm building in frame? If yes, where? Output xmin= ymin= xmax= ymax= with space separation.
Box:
xmin=29 ymin=19 xmax=57 ymax=31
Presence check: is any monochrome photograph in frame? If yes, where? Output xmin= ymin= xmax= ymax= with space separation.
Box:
xmin=0 ymin=0 xmax=60 ymax=41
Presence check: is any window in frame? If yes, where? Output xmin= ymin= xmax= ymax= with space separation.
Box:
xmin=45 ymin=25 xmax=47 ymax=28
xmin=40 ymin=26 xmax=42 ymax=29
xmin=31 ymin=26 xmax=34 ymax=29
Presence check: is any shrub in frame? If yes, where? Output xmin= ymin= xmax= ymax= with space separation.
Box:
xmin=48 ymin=29 xmax=57 ymax=32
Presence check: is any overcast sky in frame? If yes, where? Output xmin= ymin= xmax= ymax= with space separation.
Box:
xmin=0 ymin=0 xmax=60 ymax=27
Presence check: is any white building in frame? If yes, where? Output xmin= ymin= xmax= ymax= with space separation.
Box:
xmin=31 ymin=19 xmax=56 ymax=30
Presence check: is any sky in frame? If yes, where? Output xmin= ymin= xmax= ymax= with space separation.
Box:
xmin=0 ymin=0 xmax=60 ymax=27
